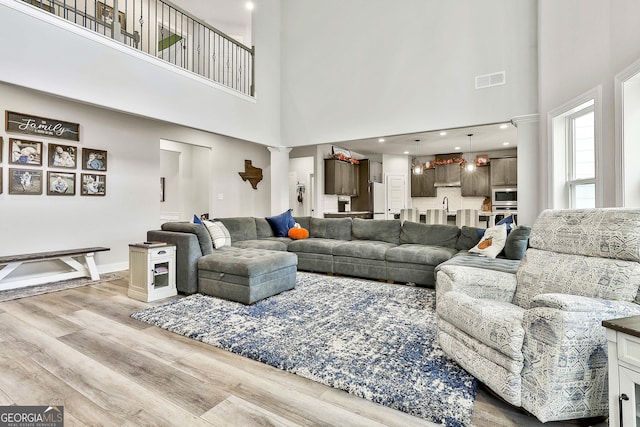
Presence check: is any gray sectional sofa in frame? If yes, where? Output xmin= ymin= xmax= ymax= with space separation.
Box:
xmin=148 ymin=216 xmax=530 ymax=295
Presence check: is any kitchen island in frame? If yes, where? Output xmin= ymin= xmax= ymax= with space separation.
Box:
xmin=324 ymin=211 xmax=374 ymax=219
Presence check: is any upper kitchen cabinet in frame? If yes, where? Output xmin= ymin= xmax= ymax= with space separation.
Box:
xmin=490 ymin=157 xmax=518 ymax=187
xmin=461 ymin=165 xmax=490 ymax=197
xmin=325 ymin=159 xmax=359 ymax=196
xmin=434 ymin=163 xmax=461 ymax=187
xmin=411 ymin=168 xmax=436 ymax=197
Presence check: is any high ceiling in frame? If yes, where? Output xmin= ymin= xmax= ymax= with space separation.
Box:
xmin=167 ymin=2 xmax=518 ymax=158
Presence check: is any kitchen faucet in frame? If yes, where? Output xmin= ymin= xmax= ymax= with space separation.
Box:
xmin=442 ymin=196 xmax=449 ymax=213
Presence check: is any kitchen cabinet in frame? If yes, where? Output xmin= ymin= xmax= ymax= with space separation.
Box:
xmin=435 ymin=163 xmax=461 ymax=186
xmin=411 ymin=169 xmax=436 ymax=197
xmin=325 ymin=159 xmax=359 ymax=196
xmin=461 ymin=165 xmax=490 ymax=197
xmin=490 ymin=157 xmax=518 ymax=186
xmin=369 ymin=161 xmax=383 ymax=183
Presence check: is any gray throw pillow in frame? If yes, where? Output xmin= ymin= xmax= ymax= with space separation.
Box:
xmin=503 ymin=226 xmax=531 ymax=260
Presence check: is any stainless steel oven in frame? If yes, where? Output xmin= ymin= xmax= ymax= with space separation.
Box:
xmin=492 ymin=187 xmax=517 ymax=208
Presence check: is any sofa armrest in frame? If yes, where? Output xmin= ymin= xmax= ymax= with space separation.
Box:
xmin=436 ymin=265 xmax=517 ymax=305
xmin=531 ymin=293 xmax=640 ymax=316
xmin=520 ymin=299 xmax=640 ymax=421
xmin=147 ymin=230 xmax=202 ymax=294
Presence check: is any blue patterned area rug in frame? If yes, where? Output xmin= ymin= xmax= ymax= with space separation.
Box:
xmin=131 ymin=272 xmax=477 ymax=426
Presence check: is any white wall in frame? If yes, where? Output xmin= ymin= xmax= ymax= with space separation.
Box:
xmin=280 ymin=0 xmax=538 ymax=146
xmin=0 ymin=0 xmax=281 ymax=147
xmin=0 ymin=83 xmax=271 ymax=272
xmin=539 ymin=0 xmax=640 ymax=208
xmin=288 ymin=157 xmax=314 ymax=217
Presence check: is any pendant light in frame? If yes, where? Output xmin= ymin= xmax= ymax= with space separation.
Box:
xmin=412 ymin=139 xmax=423 ymax=175
xmin=465 ymin=134 xmax=475 ymax=172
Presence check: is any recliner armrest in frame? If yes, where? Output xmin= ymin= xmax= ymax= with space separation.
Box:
xmin=530 ymin=293 xmax=640 ymax=317
xmin=436 ymin=265 xmax=517 ymax=305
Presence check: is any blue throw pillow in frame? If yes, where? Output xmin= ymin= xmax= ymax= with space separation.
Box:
xmin=496 ymin=214 xmax=516 ymax=231
xmin=266 ymin=209 xmax=295 ymax=237
xmin=192 ymin=214 xmax=204 ymax=225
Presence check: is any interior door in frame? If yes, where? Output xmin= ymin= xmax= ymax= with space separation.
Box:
xmin=386 ymin=174 xmax=406 ymax=219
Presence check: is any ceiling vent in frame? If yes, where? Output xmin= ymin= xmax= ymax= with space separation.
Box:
xmin=475 ymin=71 xmax=506 ymax=89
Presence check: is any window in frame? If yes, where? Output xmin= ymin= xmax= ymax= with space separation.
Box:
xmin=549 ymin=93 xmax=599 ymax=210
xmin=567 ymin=107 xmax=595 ymax=208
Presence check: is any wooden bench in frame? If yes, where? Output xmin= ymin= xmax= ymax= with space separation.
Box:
xmin=0 ymin=247 xmax=110 ymax=290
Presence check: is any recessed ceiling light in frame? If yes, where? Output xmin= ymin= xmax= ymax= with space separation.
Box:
xmin=454 ymin=146 xmax=461 ymax=150
xmin=499 ymin=124 xmax=508 ymax=129
xmin=245 ymin=2 xmax=255 ymax=11
xmin=440 ymin=132 xmax=447 ymax=136
xmin=503 ymin=142 xmax=510 ymax=146
xmin=378 ymin=138 xmax=385 ymax=143
xmin=403 ymin=151 xmax=409 ymax=155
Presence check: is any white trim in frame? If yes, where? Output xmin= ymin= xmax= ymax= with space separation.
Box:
xmin=0 ymin=0 xmax=255 ymax=103
xmin=614 ymin=58 xmax=640 ymax=206
xmin=547 ymin=86 xmax=602 ymax=208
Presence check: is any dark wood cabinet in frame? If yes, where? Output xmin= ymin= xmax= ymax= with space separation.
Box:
xmin=490 ymin=157 xmax=518 ymax=187
xmin=461 ymin=165 xmax=490 ymax=197
xmin=324 ymin=159 xmax=359 ymax=196
xmin=435 ymin=163 xmax=461 ymax=186
xmin=411 ymin=168 xmax=436 ymax=197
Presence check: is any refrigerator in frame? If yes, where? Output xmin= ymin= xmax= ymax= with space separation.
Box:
xmin=372 ymin=182 xmax=386 ymax=219
xmin=351 ymin=159 xmax=386 ymax=218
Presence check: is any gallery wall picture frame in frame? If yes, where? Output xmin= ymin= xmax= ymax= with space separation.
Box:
xmin=81 ymin=173 xmax=106 ymax=196
xmin=9 ymin=138 xmax=43 ymax=166
xmin=0 ymin=167 xmax=3 ymax=195
xmin=0 ymin=137 xmax=3 ymax=163
xmin=47 ymin=171 xmax=76 ymax=196
xmin=48 ymin=143 xmax=77 ymax=169
xmin=82 ymin=148 xmax=107 ymax=171
xmin=9 ymin=168 xmax=42 ymax=195
xmin=97 ymin=1 xmax=126 ymax=31
xmin=5 ymin=111 xmax=80 ymax=141
xmin=160 ymin=177 xmax=165 ymax=202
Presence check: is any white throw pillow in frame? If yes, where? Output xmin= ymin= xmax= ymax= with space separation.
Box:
xmin=203 ymin=220 xmax=232 ymax=249
xmin=468 ymin=223 xmax=508 ymax=258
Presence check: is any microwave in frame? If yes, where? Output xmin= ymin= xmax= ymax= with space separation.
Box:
xmin=492 ymin=187 xmax=517 ymax=207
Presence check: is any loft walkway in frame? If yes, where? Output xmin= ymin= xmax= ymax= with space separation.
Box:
xmin=21 ymin=0 xmax=254 ymax=96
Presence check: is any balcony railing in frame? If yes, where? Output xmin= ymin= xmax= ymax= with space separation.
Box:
xmin=21 ymin=0 xmax=255 ymax=96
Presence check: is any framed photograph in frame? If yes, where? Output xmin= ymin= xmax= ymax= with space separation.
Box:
xmin=160 ymin=177 xmax=165 ymax=202
xmin=9 ymin=138 xmax=43 ymax=166
xmin=47 ymin=171 xmax=76 ymax=196
xmin=97 ymin=1 xmax=126 ymax=31
xmin=0 ymin=137 xmax=3 ymax=163
xmin=9 ymin=168 xmax=42 ymax=195
xmin=48 ymin=143 xmax=77 ymax=169
xmin=0 ymin=167 xmax=2 ymax=194
xmin=82 ymin=148 xmax=107 ymax=171
xmin=5 ymin=111 xmax=79 ymax=141
xmin=81 ymin=173 xmax=106 ymax=196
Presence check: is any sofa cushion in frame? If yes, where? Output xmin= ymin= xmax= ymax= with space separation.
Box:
xmin=503 ymin=226 xmax=531 ymax=260
xmin=529 ymin=208 xmax=640 ymax=262
xmin=352 ymin=218 xmax=401 ymax=244
xmin=161 ymin=221 xmax=214 ymax=255
xmin=232 ymin=239 xmax=288 ymax=251
xmin=456 ymin=226 xmax=484 ymax=251
xmin=514 ymin=248 xmax=640 ymax=309
xmin=386 ymin=244 xmax=457 ymax=265
xmin=198 ymin=247 xmax=297 ymax=277
xmin=400 ymin=222 xmax=460 ymax=248
xmin=215 ymin=217 xmax=258 ymax=242
xmin=310 ymin=217 xmax=352 ymax=240
xmin=255 ymin=217 xmax=275 ymax=238
xmin=266 ymin=209 xmax=295 ymax=237
xmin=438 ymin=290 xmax=526 ymax=360
xmin=333 ymin=240 xmax=396 ymax=261
xmin=288 ymin=238 xmax=344 ymax=255
xmin=294 ymin=216 xmax=311 ymax=231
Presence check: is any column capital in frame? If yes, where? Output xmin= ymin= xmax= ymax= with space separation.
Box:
xmin=267 ymin=146 xmax=292 ymax=154
xmin=510 ymin=114 xmax=539 ymax=126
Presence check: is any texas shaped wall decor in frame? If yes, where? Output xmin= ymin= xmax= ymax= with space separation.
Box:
xmin=238 ymin=159 xmax=263 ymax=190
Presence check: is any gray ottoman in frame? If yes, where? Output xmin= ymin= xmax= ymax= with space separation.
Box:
xmin=197 ymin=248 xmax=297 ymax=304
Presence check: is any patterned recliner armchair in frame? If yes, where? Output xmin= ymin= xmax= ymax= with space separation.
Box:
xmin=436 ymin=208 xmax=640 ymax=422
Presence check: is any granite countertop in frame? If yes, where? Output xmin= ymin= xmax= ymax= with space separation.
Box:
xmin=602 ymin=315 xmax=640 ymax=338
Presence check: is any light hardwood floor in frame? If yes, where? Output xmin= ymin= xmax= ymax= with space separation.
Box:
xmin=0 ymin=272 xmax=604 ymax=427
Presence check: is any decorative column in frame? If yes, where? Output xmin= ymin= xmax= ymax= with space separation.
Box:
xmin=511 ymin=114 xmax=539 ymax=226
xmin=268 ymin=146 xmax=292 ymax=215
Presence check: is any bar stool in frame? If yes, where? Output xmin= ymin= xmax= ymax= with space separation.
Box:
xmin=399 ymin=208 xmax=420 ymax=224
xmin=456 ymin=209 xmax=479 ymax=227
xmin=423 ymin=209 xmax=448 ymax=225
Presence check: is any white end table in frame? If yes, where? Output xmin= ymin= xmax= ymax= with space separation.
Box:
xmin=128 ymin=242 xmax=176 ymax=302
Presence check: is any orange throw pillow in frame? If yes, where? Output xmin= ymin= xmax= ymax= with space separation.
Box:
xmin=288 ymin=227 xmax=309 ymax=240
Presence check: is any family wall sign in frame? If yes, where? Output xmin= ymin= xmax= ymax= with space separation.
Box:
xmin=5 ymin=111 xmax=80 ymax=141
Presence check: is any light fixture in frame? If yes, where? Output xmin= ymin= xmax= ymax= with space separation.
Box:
xmin=499 ymin=124 xmax=508 ymax=129
xmin=454 ymin=146 xmax=461 ymax=150
xmin=378 ymin=138 xmax=385 ymax=143
xmin=412 ymin=139 xmax=423 ymax=175
xmin=503 ymin=142 xmax=510 ymax=146
xmin=245 ymin=1 xmax=255 ymax=11
xmin=403 ymin=151 xmax=409 ymax=155
xmin=440 ymin=131 xmax=447 ymax=136
xmin=465 ymin=134 xmax=475 ymax=172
